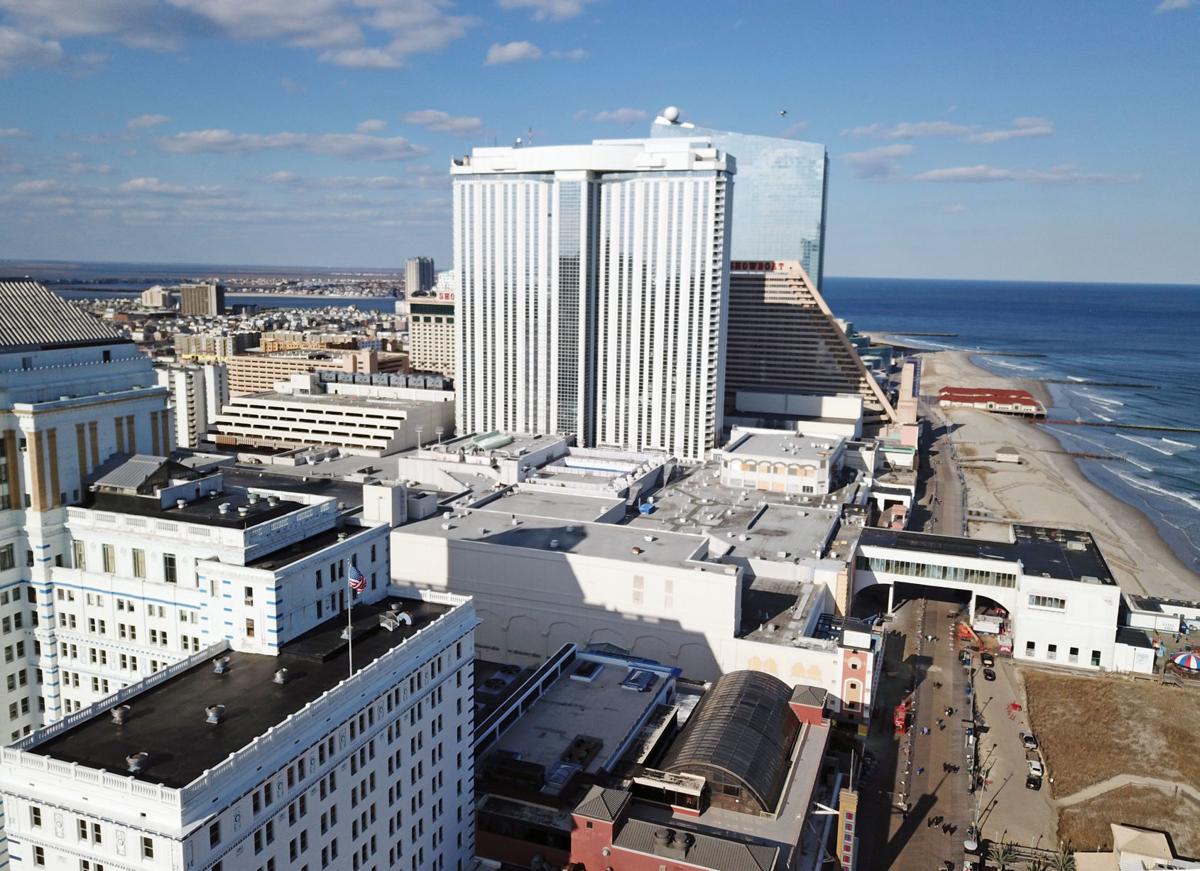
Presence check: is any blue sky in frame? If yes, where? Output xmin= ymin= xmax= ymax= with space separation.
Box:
xmin=0 ymin=0 xmax=1196 ymax=282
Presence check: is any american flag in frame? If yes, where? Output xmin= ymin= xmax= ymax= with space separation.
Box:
xmin=348 ymin=561 xmax=367 ymax=594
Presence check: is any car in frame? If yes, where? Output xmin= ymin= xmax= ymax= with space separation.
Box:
xmin=960 ymin=651 xmax=972 ymax=666
xmin=981 ymin=653 xmax=995 ymax=667
xmin=1025 ymin=774 xmax=1042 ymax=791
xmin=1020 ymin=731 xmax=1039 ymax=750
xmin=1027 ymin=759 xmax=1044 ymax=778
xmin=982 ymin=667 xmax=996 ymax=681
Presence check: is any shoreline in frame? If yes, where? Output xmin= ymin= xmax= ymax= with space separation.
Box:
xmin=917 ymin=349 xmax=1200 ymax=600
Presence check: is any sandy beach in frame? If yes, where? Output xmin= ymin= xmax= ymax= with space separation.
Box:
xmin=918 ymin=350 xmax=1200 ymax=601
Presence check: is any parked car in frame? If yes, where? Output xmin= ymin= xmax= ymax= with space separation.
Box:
xmin=981 ymin=653 xmax=995 ymax=667
xmin=1020 ymin=731 xmax=1039 ymax=750
xmin=1025 ymin=774 xmax=1042 ymax=791
xmin=982 ymin=667 xmax=996 ymax=682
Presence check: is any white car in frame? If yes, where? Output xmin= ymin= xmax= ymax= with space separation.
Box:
xmin=1020 ymin=731 xmax=1039 ymax=751
xmin=1027 ymin=759 xmax=1044 ymax=778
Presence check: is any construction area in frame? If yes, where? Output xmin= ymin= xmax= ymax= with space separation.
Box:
xmin=1021 ymin=668 xmax=1200 ymax=857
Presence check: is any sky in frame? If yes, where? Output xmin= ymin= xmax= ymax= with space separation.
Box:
xmin=0 ymin=0 xmax=1196 ymax=283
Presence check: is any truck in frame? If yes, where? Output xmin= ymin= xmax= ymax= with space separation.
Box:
xmin=1026 ymin=749 xmax=1044 ymax=778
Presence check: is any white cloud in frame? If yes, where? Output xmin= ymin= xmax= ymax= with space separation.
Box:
xmin=549 ymin=47 xmax=587 ymax=60
xmin=0 ymin=158 xmax=24 ymax=174
xmin=280 ymin=76 xmax=304 ymax=93
xmin=118 ymin=176 xmax=189 ymax=194
xmin=401 ymin=109 xmax=484 ymax=135
xmin=942 ymin=204 xmax=968 ymax=214
xmin=261 ymin=171 xmax=442 ymax=190
xmin=485 ymin=40 xmax=541 ymax=65
xmin=498 ymin=0 xmax=595 ymax=21
xmin=782 ymin=121 xmax=809 ymax=137
xmin=914 ymin=163 xmax=1141 ymax=185
xmin=356 ymin=119 xmax=388 ymax=133
xmin=841 ymin=144 xmax=915 ymax=180
xmin=0 ymin=127 xmax=30 ymax=138
xmin=62 ymin=156 xmax=113 ymax=174
xmin=0 ymin=26 xmax=64 ymax=75
xmin=592 ymin=107 xmax=648 ymax=125
xmin=10 ymin=179 xmax=63 ymax=193
xmin=1156 ymin=0 xmax=1193 ymax=11
xmin=127 ymin=113 xmax=171 ymax=129
xmin=966 ymin=116 xmax=1054 ymax=144
xmin=0 ymin=0 xmax=477 ymax=71
xmin=157 ymin=128 xmax=429 ymax=161
xmin=842 ymin=121 xmax=974 ymax=140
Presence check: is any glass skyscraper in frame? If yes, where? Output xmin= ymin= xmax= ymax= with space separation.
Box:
xmin=652 ymin=119 xmax=828 ymax=289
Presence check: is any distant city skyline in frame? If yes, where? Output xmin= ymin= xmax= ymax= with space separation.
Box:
xmin=0 ymin=1 xmax=1196 ymax=283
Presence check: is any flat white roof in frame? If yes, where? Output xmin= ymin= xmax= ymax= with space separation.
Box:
xmin=452 ymin=137 xmax=729 ymax=175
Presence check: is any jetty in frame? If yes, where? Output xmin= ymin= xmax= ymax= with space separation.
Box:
xmin=1040 ymin=419 xmax=1200 ymax=435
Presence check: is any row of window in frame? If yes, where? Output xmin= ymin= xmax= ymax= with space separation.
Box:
xmin=1023 ymin=641 xmax=1102 ymax=666
xmin=856 ymin=554 xmax=1018 ymax=589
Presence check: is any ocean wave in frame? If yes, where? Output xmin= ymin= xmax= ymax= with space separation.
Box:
xmin=1068 ymin=376 xmax=1087 ymax=383
xmin=1112 ymin=470 xmax=1200 ymax=513
xmin=1093 ymin=412 xmax=1113 ymax=422
xmin=1115 ymin=432 xmax=1177 ymax=457
xmin=1162 ymin=438 xmax=1196 ymax=451
xmin=1082 ymin=392 xmax=1124 ymax=408
xmin=1041 ymin=425 xmax=1156 ymax=472
xmin=986 ymin=358 xmax=1040 ymax=373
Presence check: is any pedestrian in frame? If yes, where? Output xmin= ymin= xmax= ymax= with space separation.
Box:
xmin=917 ymin=767 xmax=925 ymax=775
xmin=927 ymin=817 xmax=935 ymax=828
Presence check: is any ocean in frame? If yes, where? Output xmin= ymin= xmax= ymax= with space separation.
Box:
xmin=822 ymin=277 xmax=1200 ymax=576
xmin=34 ymin=267 xmax=1200 ymax=576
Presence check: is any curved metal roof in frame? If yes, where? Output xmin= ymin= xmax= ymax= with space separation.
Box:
xmin=661 ymin=670 xmax=800 ymax=812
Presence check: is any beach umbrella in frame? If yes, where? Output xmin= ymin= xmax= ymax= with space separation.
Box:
xmin=1171 ymin=651 xmax=1200 ymax=672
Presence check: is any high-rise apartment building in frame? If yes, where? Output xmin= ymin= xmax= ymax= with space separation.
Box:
xmin=406 ymin=256 xmax=435 ymax=294
xmin=452 ymin=137 xmax=734 ymax=461
xmin=725 ymin=261 xmax=897 ymax=423
xmin=155 ymin=362 xmax=229 ymax=447
xmin=174 ymin=330 xmax=261 ymax=360
xmin=652 ymin=111 xmax=829 ymax=289
xmin=409 ymin=298 xmax=455 ymax=377
xmin=178 ymin=281 xmax=226 ymax=316
xmin=0 ymin=281 xmax=171 ymax=867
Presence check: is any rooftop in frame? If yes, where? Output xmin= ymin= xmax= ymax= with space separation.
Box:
xmin=28 ymin=596 xmax=451 ymax=788
xmin=247 ymin=522 xmax=374 ymax=571
xmin=453 ymin=137 xmax=730 ymax=175
xmin=82 ymin=485 xmax=303 ymax=530
xmin=401 ymin=507 xmax=714 ymax=570
xmin=472 ymin=487 xmax=625 ymax=524
xmin=485 ymin=653 xmax=672 ymax=784
xmin=858 ymin=525 xmax=1117 ymax=585
xmin=0 ymin=280 xmax=126 ymax=352
xmin=723 ymin=431 xmax=844 ymax=464
xmin=226 ymin=389 xmax=449 ymax=412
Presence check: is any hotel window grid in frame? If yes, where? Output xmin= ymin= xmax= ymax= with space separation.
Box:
xmin=163 ymin=552 xmax=177 ymax=584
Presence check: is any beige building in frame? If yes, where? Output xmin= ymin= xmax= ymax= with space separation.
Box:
xmin=226 ymin=349 xmax=405 ymax=395
xmin=257 ymin=330 xmax=360 ymax=353
xmin=174 ymin=331 xmax=260 ymax=360
xmin=409 ymin=299 xmax=455 ymax=376
xmin=726 ymin=260 xmax=897 ymax=424
xmin=178 ymin=282 xmax=225 ymax=316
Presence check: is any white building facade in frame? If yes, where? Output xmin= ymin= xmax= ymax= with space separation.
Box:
xmin=452 ymin=138 xmax=733 ymax=461
xmin=156 ymin=362 xmax=228 ymax=448
xmin=0 ymin=590 xmax=478 ymax=871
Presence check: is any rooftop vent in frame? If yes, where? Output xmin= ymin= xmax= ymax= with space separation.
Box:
xmin=549 ymin=539 xmax=560 ymax=550
xmin=631 ymin=546 xmax=644 ymax=555
xmin=111 ymin=705 xmax=132 ymax=726
xmin=205 ymin=704 xmax=225 ymax=725
xmin=248 ymin=492 xmax=261 ymax=504
xmin=267 ymin=495 xmax=279 ymax=506
xmin=273 ymin=668 xmax=289 ymax=685
xmin=126 ymin=751 xmax=150 ymax=774
xmin=237 ymin=505 xmax=249 ymax=517
xmin=212 ymin=656 xmax=231 ymax=674
xmin=217 ymin=502 xmax=231 ymax=515
xmin=380 ymin=610 xmax=413 ymax=631
xmin=176 ymin=498 xmax=187 ymax=509
xmin=643 ymin=535 xmax=656 ymax=543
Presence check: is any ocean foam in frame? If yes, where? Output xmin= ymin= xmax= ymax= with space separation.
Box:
xmin=1115 ymin=432 xmax=1176 ymax=457
xmin=1113 ymin=470 xmax=1200 ymax=513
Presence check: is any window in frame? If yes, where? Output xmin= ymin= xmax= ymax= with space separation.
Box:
xmin=132 ymin=548 xmax=146 ymax=579
xmin=1047 ymin=643 xmax=1058 ymax=661
xmin=1091 ymin=650 xmax=1102 ymax=667
xmin=1025 ymin=641 xmax=1036 ymax=656
xmin=33 ymin=845 xmax=45 ymax=867
xmin=29 ymin=805 xmax=41 ymax=827
xmin=244 ymin=586 xmax=254 ymax=605
xmin=73 ymin=541 xmax=86 ymax=570
xmin=163 ymin=553 xmax=177 ymax=584
xmin=102 ymin=544 xmax=115 ymax=573
xmin=0 ymin=544 xmax=13 ymax=571
xmin=245 ymin=619 xmax=255 ymax=638
xmin=1028 ymin=594 xmax=1066 ymax=611
xmin=1069 ymin=646 xmax=1079 ymax=664
xmin=141 ymin=836 xmax=154 ymax=859
xmin=209 ymin=821 xmax=221 ymax=847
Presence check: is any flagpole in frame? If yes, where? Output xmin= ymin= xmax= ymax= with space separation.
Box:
xmin=347 ymin=561 xmax=354 ymax=678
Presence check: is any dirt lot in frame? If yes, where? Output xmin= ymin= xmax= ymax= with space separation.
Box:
xmin=1020 ymin=669 xmax=1200 ymax=796
xmin=1059 ymin=785 xmax=1200 ymax=857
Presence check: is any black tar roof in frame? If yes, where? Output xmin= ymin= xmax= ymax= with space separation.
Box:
xmin=248 ymin=523 xmax=373 ymax=571
xmin=83 ymin=488 xmax=303 ymax=530
xmin=859 ymin=525 xmax=1116 ymax=585
xmin=30 ymin=597 xmax=450 ymax=789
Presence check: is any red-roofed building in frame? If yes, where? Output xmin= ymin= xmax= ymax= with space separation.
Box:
xmin=938 ymin=386 xmax=1044 ymax=417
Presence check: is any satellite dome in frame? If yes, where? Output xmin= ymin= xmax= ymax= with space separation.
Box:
xmin=662 ymin=106 xmax=680 ymax=123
